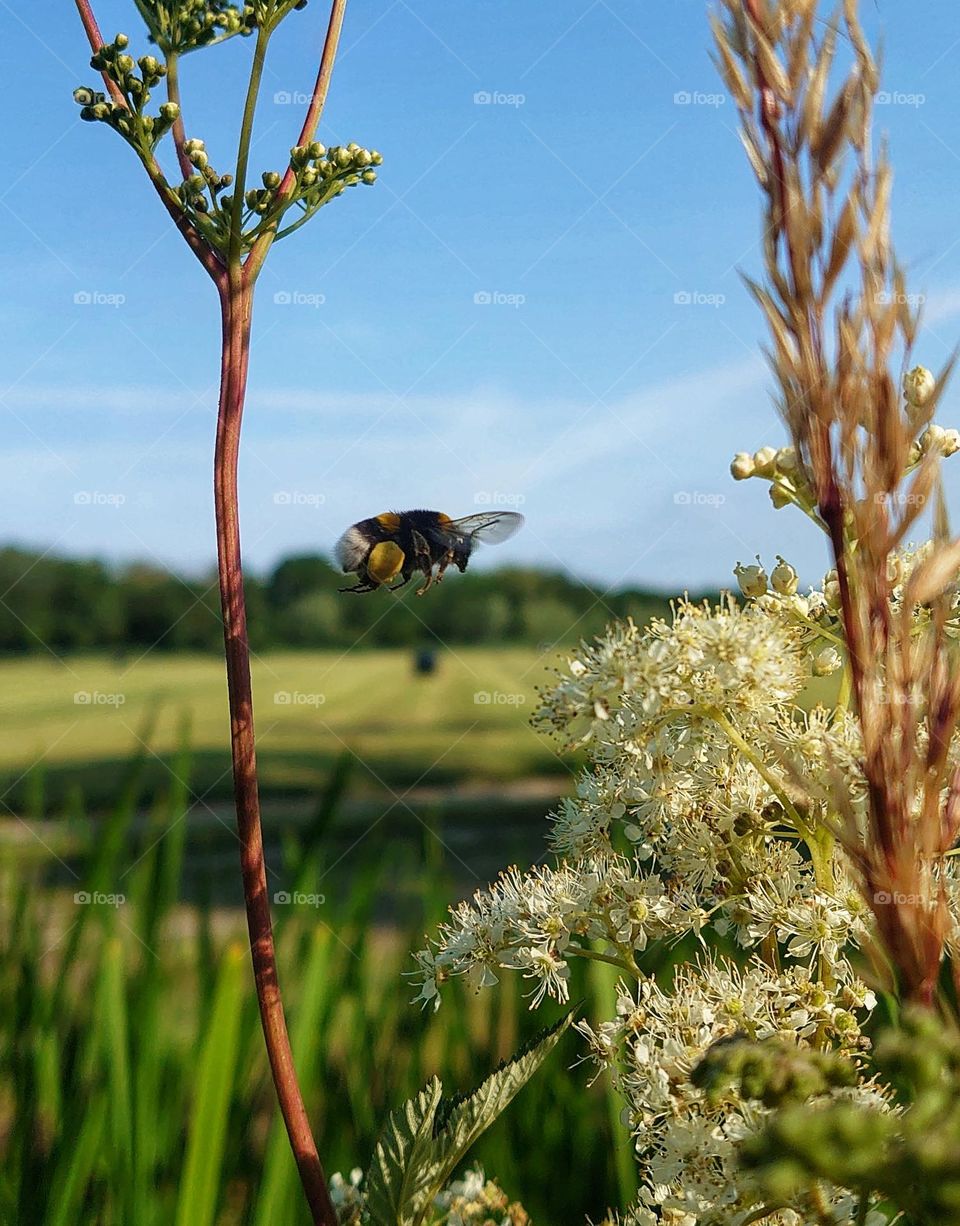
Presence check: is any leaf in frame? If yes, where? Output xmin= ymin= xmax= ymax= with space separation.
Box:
xmin=363 ymin=1009 xmax=575 ymax=1226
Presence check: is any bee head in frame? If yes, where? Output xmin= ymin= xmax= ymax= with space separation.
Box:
xmin=366 ymin=540 xmax=405 ymax=586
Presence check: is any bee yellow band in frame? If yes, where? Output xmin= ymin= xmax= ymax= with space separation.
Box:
xmin=366 ymin=540 xmax=405 ymax=585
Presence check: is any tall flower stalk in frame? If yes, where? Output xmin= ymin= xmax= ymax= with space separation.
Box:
xmin=71 ymin=3 xmax=379 ymax=1221
xmin=716 ymin=0 xmax=960 ymax=1005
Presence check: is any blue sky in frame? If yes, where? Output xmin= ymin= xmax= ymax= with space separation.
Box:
xmin=4 ymin=1 xmax=960 ymax=590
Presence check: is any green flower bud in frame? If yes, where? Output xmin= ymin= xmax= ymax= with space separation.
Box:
xmin=735 ymin=560 xmax=768 ymax=599
xmin=904 ymin=364 xmax=935 ymax=408
xmin=189 ymin=150 xmax=208 ymax=169
xmin=117 ymin=55 xmax=135 ymax=74
xmin=183 ymin=138 xmax=205 ymax=154
xmin=769 ymin=481 xmax=791 ymax=509
xmin=335 ymin=146 xmax=352 ymax=166
xmin=370 ymin=150 xmax=383 ymax=165
xmin=262 ymin=171 xmax=281 ymax=189
xmin=921 ymin=424 xmax=945 ymax=455
xmin=730 ymin=451 xmax=754 ymax=480
xmin=775 ymin=445 xmax=798 ymax=474
xmin=771 ymin=556 xmax=798 ymax=596
xmin=139 ymin=55 xmax=160 ymax=77
xmin=290 ymin=145 xmax=307 ymax=164
xmin=813 ymin=646 xmax=841 ymax=676
xmin=115 ymin=33 xmax=129 ymax=49
xmin=361 ymin=169 xmax=377 ymax=184
xmin=244 ymin=189 xmax=260 ymax=208
xmin=301 ymin=167 xmax=319 ymax=186
xmin=354 ymin=148 xmax=371 ymax=167
xmin=943 ymin=428 xmax=960 ymax=457
xmin=218 ymin=174 xmax=234 ymax=188
xmin=92 ymin=102 xmax=111 ymax=120
xmin=79 ymin=105 xmax=98 ymax=122
xmin=73 ymin=86 xmax=98 ymax=106
xmin=159 ymin=101 xmax=180 ymax=121
xmin=753 ymin=446 xmax=778 ymax=477
xmin=307 ymin=141 xmax=325 ymax=159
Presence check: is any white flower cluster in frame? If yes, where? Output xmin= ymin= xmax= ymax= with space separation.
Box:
xmin=578 ymin=958 xmax=883 ymax=1226
xmin=415 ymin=589 xmax=891 ymax=1221
xmin=329 ymin=1166 xmax=528 ymax=1225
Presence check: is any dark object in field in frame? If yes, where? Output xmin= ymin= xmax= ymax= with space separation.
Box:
xmin=335 ymin=509 xmax=524 ymax=596
xmin=414 ymin=647 xmax=437 ymax=676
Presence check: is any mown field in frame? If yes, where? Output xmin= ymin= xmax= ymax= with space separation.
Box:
xmin=0 ymin=647 xmax=570 ymax=811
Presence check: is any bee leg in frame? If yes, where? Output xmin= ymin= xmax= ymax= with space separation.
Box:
xmin=416 ymin=570 xmax=435 ymax=596
xmin=339 ymin=577 xmax=375 ymax=593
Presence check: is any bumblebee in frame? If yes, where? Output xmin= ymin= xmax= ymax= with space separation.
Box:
xmin=335 ymin=509 xmax=524 ymax=595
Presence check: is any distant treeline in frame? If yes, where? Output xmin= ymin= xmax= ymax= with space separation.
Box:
xmin=0 ymin=546 xmax=710 ymax=653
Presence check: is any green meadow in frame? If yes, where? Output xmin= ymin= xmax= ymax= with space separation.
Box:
xmin=0 ymin=647 xmax=570 ymax=810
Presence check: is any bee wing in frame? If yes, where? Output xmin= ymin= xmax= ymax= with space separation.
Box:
xmin=442 ymin=510 xmax=524 ymax=547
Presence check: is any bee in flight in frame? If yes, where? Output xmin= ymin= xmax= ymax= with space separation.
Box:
xmin=335 ymin=509 xmax=524 ymax=595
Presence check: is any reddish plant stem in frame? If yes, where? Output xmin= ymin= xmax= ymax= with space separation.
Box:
xmin=215 ymin=280 xmax=337 ymax=1226
xmin=75 ymin=1 xmax=344 ymax=1211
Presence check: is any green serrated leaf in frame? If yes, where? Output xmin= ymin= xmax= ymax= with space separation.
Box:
xmin=364 ymin=1008 xmax=575 ymax=1226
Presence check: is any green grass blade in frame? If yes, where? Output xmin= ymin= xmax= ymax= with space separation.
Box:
xmin=252 ymin=925 xmax=332 ymax=1226
xmin=44 ymin=1095 xmax=108 ymax=1226
xmin=174 ymin=941 xmax=246 ymax=1226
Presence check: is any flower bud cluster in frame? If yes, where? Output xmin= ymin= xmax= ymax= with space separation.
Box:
xmin=275 ymin=142 xmax=382 ymax=223
xmin=730 ymin=444 xmax=814 ymax=513
xmin=740 ymin=1009 xmax=960 ymax=1222
xmin=175 ymin=138 xmax=233 ymax=221
xmin=136 ymin=2 xmax=257 ymax=54
xmin=735 ymin=557 xmax=844 ymax=675
xmin=168 ymin=140 xmax=381 ymax=254
xmin=74 ymin=35 xmax=179 ymax=151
